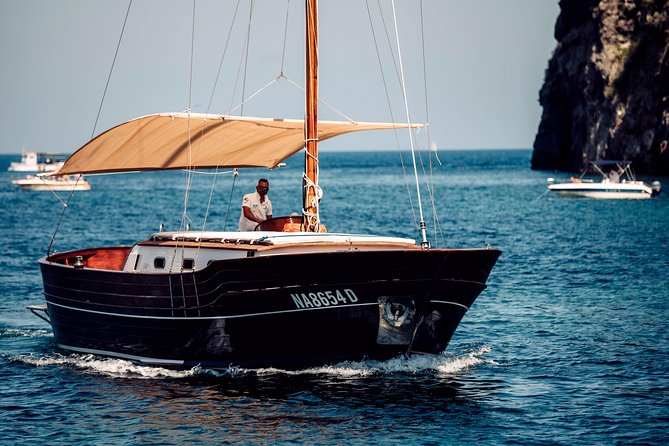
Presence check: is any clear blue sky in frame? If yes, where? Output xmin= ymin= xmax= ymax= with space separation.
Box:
xmin=0 ymin=0 xmax=559 ymax=155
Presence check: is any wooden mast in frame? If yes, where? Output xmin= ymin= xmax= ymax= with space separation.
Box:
xmin=303 ymin=0 xmax=319 ymax=232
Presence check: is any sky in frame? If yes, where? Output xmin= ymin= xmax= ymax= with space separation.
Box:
xmin=0 ymin=0 xmax=560 ymax=155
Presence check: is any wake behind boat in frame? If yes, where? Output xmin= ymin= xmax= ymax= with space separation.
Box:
xmin=30 ymin=1 xmax=501 ymax=369
xmin=547 ymin=160 xmax=661 ymax=199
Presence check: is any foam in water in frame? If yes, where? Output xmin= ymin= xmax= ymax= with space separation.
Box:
xmin=12 ymin=353 xmax=199 ymax=379
xmin=10 ymin=346 xmax=494 ymax=380
xmin=0 ymin=328 xmax=53 ymax=338
xmin=219 ymin=346 xmax=495 ymax=378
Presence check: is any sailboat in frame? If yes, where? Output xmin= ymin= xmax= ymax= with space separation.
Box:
xmin=31 ymin=1 xmax=500 ymax=369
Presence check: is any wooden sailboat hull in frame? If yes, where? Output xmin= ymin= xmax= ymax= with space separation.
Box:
xmin=39 ymin=248 xmax=500 ymax=369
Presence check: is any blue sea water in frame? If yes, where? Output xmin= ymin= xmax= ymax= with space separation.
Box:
xmin=0 ymin=150 xmax=667 ymax=445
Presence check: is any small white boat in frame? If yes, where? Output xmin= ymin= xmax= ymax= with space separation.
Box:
xmin=12 ymin=174 xmax=91 ymax=191
xmin=8 ymin=151 xmax=65 ymax=172
xmin=547 ymin=161 xmax=661 ymax=199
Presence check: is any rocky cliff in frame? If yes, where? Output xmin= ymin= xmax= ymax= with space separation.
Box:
xmin=531 ymin=0 xmax=669 ymax=174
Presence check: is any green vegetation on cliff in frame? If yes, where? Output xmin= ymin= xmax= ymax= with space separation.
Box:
xmin=531 ymin=0 xmax=668 ymax=174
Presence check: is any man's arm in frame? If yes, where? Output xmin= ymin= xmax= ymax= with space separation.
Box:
xmin=242 ymin=206 xmax=262 ymax=223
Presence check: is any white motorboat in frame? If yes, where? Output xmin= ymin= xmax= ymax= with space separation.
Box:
xmin=12 ymin=174 xmax=91 ymax=191
xmin=8 ymin=151 xmax=65 ymax=172
xmin=547 ymin=161 xmax=661 ymax=199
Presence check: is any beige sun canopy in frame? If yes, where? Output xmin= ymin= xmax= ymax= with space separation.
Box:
xmin=53 ymin=112 xmax=421 ymax=175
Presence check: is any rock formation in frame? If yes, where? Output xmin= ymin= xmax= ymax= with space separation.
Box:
xmin=531 ymin=0 xmax=669 ymax=174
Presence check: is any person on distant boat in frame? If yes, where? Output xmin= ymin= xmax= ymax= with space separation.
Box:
xmin=239 ymin=178 xmax=273 ymax=231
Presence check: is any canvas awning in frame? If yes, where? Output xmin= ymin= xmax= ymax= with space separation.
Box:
xmin=53 ymin=112 xmax=421 ymax=175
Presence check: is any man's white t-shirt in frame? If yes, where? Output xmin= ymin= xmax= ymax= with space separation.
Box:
xmin=238 ymin=192 xmax=272 ymax=231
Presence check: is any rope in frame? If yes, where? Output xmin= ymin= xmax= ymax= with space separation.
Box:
xmin=240 ymin=0 xmax=255 ymax=116
xmin=195 ymin=0 xmax=242 ymax=263
xmin=419 ymin=0 xmax=444 ymax=247
xmin=302 ymin=172 xmax=322 ymax=230
xmin=283 ymin=76 xmax=358 ymax=124
xmin=193 ymin=168 xmax=238 ymax=264
xmin=365 ymin=0 xmax=418 ymax=230
xmin=280 ymin=0 xmax=291 ymax=75
xmin=228 ymin=76 xmax=280 ymax=115
xmin=48 ymin=0 xmax=132 ymax=255
xmin=223 ymin=169 xmax=239 ymax=231
xmin=206 ymin=0 xmax=241 ymax=113
xmin=534 ymin=188 xmax=552 ymax=201
xmin=228 ymin=0 xmax=254 ymax=116
xmin=186 ymin=169 xmax=238 ymax=176
xmin=91 ymin=0 xmax=132 ymax=139
xmin=390 ymin=0 xmax=429 ymax=248
xmin=46 ymin=178 xmax=80 ymax=256
xmin=178 ymin=0 xmax=198 ymax=238
xmin=172 ymin=1 xmax=197 ymax=272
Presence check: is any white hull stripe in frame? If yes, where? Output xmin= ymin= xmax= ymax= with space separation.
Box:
xmin=46 ymin=299 xmax=377 ymax=320
xmin=57 ymin=344 xmax=185 ymax=366
xmin=431 ymin=300 xmax=470 ymax=310
xmin=46 ymin=299 xmax=468 ymax=320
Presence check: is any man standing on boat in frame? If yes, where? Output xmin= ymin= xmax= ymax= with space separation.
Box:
xmin=239 ymin=179 xmax=273 ymax=231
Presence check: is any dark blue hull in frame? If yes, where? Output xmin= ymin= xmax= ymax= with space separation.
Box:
xmin=39 ymin=249 xmax=500 ymax=369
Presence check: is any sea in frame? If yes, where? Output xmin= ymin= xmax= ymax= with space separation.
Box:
xmin=0 ymin=150 xmax=667 ymax=445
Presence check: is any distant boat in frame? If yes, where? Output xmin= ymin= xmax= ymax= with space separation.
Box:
xmin=12 ymin=174 xmax=91 ymax=191
xmin=8 ymin=151 xmax=65 ymax=172
xmin=547 ymin=161 xmax=661 ymax=199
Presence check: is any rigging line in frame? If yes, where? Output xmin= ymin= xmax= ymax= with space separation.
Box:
xmin=187 ymin=169 xmax=238 ymax=175
xmin=180 ymin=0 xmax=198 ymax=240
xmin=421 ymin=47 xmax=441 ymax=163
xmin=42 ymin=179 xmax=69 ymax=207
xmin=419 ymin=0 xmax=443 ymax=246
xmin=173 ymin=1 xmax=197 ymax=270
xmin=223 ymin=169 xmax=239 ymax=231
xmin=206 ymin=0 xmax=242 ymax=113
xmin=46 ymin=180 xmax=79 ymax=256
xmin=227 ymin=76 xmax=280 ymax=115
xmin=240 ymin=0 xmax=255 ymax=116
xmin=192 ymin=274 xmax=201 ymax=317
xmin=91 ymin=0 xmax=133 ymax=139
xmin=197 ymin=169 xmax=237 ymax=260
xmin=198 ymin=0 xmax=242 ymax=256
xmin=280 ymin=0 xmax=291 ymax=75
xmin=534 ymin=188 xmax=552 ymax=201
xmin=180 ymin=274 xmax=187 ymax=316
xmin=413 ymin=127 xmax=444 ymax=246
xmin=228 ymin=1 xmax=254 ymax=115
xmin=283 ymin=76 xmax=357 ymax=123
xmin=375 ymin=0 xmax=403 ymax=111
xmin=366 ymin=0 xmax=418 ymax=229
xmin=390 ymin=0 xmax=429 ymax=248
xmin=188 ymin=1 xmax=196 ymax=113
xmin=50 ymin=1 xmax=132 ymax=256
